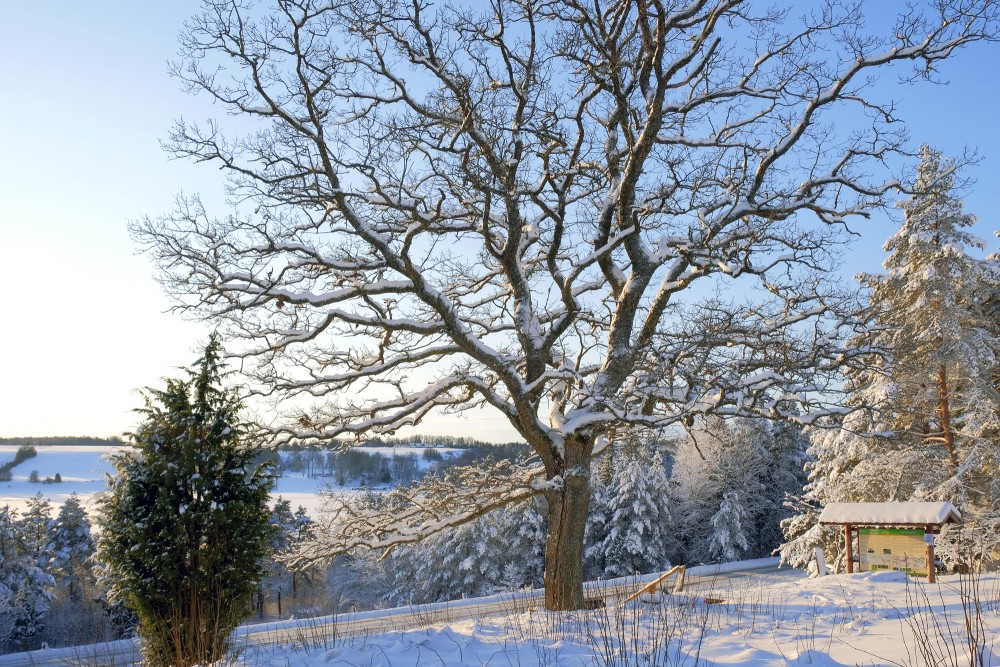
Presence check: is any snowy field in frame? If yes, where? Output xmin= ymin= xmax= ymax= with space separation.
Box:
xmin=230 ymin=569 xmax=998 ymax=666
xmin=0 ymin=445 xmax=117 ymax=513
xmin=0 ymin=444 xmax=459 ymax=515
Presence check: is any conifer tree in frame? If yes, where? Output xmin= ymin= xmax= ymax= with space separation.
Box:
xmin=592 ymin=445 xmax=671 ymax=577
xmin=387 ymin=497 xmax=546 ymax=604
xmin=672 ymin=418 xmax=798 ymax=564
xmin=96 ymin=335 xmax=275 ymax=667
xmin=782 ymin=147 xmax=1000 ymax=568
xmin=0 ymin=506 xmax=53 ymax=652
xmin=44 ymin=494 xmax=94 ymax=601
xmin=18 ymin=493 xmax=52 ymax=567
xmin=708 ymin=491 xmax=751 ymax=563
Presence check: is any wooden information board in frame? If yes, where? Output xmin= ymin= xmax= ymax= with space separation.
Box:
xmin=857 ymin=528 xmax=927 ymax=576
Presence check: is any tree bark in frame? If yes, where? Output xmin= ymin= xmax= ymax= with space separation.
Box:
xmin=542 ymin=439 xmax=591 ymax=611
xmin=937 ymin=363 xmax=959 ymax=476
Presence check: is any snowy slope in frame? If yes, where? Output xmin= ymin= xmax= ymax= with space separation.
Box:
xmin=0 ymin=445 xmax=116 ymax=512
xmin=233 ymin=569 xmax=999 ymax=666
xmin=0 ymin=444 xmax=458 ymax=514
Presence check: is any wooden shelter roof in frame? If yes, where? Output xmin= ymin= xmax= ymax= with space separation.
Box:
xmin=818 ymin=501 xmax=962 ymax=527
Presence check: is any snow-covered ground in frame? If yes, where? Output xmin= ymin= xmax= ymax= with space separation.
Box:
xmin=0 ymin=444 xmax=459 ymax=515
xmin=0 ymin=445 xmax=117 ymax=513
xmin=233 ymin=569 xmax=998 ymax=666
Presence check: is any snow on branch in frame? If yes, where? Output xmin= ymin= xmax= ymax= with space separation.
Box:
xmin=288 ymin=459 xmax=545 ymax=567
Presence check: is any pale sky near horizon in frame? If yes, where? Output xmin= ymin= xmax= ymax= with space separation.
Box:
xmin=2 ymin=2 xmax=1000 ymax=442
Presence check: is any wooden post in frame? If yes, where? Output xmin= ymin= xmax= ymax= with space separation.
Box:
xmin=845 ymin=523 xmax=854 ymax=573
xmin=925 ymin=530 xmax=936 ymax=583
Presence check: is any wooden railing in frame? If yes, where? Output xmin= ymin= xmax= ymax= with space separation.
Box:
xmin=619 ymin=564 xmax=686 ymax=605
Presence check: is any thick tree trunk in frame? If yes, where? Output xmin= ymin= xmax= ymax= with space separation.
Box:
xmin=542 ymin=438 xmax=592 ymax=611
xmin=937 ymin=363 xmax=959 ymax=476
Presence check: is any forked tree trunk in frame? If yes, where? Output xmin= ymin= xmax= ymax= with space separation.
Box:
xmin=542 ymin=438 xmax=592 ymax=611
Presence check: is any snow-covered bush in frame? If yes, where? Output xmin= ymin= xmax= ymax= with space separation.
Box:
xmin=96 ymin=335 xmax=275 ymax=667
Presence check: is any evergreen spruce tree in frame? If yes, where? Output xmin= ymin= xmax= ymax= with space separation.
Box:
xmin=496 ymin=498 xmax=547 ymax=591
xmin=593 ymin=445 xmax=671 ymax=577
xmin=0 ymin=506 xmax=53 ymax=652
xmin=18 ymin=493 xmax=52 ymax=567
xmin=583 ymin=472 xmax=611 ymax=578
xmin=671 ymin=418 xmax=793 ymax=564
xmin=44 ymin=494 xmax=95 ymax=601
xmin=708 ymin=491 xmax=751 ymax=562
xmin=260 ymin=497 xmax=314 ymax=613
xmin=96 ymin=335 xmax=275 ymax=667
xmin=387 ymin=497 xmax=546 ymax=604
xmin=782 ymin=147 xmax=1000 ymax=569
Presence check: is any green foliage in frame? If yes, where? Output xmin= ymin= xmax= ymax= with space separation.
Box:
xmin=96 ymin=335 xmax=275 ymax=667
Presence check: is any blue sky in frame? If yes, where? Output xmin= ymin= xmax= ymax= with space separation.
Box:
xmin=1 ymin=2 xmax=999 ymax=440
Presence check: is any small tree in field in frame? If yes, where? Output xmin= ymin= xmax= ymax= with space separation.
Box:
xmin=134 ymin=0 xmax=998 ymax=609
xmin=96 ymin=336 xmax=275 ymax=667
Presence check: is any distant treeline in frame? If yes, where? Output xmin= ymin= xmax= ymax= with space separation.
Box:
xmin=280 ymin=434 xmax=524 ymax=451
xmin=0 ymin=436 xmax=123 ymax=448
xmin=275 ymin=441 xmax=532 ymax=487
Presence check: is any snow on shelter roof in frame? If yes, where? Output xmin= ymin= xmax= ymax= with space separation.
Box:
xmin=819 ymin=502 xmax=962 ymax=527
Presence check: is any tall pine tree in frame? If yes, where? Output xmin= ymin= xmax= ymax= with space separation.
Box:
xmin=0 ymin=506 xmax=53 ymax=652
xmin=783 ymin=147 xmax=1000 ymax=568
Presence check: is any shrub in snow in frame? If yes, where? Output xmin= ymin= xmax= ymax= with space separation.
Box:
xmin=96 ymin=335 xmax=275 ymax=667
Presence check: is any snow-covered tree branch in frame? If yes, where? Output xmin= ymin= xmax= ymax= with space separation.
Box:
xmin=133 ymin=0 xmax=998 ymax=609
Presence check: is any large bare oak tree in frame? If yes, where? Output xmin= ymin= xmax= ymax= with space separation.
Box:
xmin=134 ymin=0 xmax=997 ymax=609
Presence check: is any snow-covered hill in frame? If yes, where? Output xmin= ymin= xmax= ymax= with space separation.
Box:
xmin=4 ymin=565 xmax=994 ymax=667
xmin=232 ymin=569 xmax=1000 ymax=666
xmin=0 ymin=444 xmax=459 ymax=515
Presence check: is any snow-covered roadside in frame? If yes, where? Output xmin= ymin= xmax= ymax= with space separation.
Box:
xmin=235 ymin=570 xmax=999 ymax=667
xmin=3 ymin=565 xmax=996 ymax=666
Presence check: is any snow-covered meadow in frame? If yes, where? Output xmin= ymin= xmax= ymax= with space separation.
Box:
xmin=0 ymin=445 xmax=116 ymax=513
xmin=230 ymin=569 xmax=998 ymax=667
xmin=0 ymin=444 xmax=458 ymax=515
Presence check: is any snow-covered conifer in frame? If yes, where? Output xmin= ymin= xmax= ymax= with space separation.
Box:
xmin=672 ymin=418 xmax=795 ymax=564
xmin=593 ymin=443 xmax=670 ymax=577
xmin=44 ymin=494 xmax=94 ymax=600
xmin=388 ymin=497 xmax=546 ymax=604
xmin=96 ymin=335 xmax=275 ymax=667
xmin=783 ymin=148 xmax=1000 ymax=569
xmin=708 ymin=491 xmax=751 ymax=562
xmin=18 ymin=493 xmax=52 ymax=567
xmin=0 ymin=506 xmax=54 ymax=652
